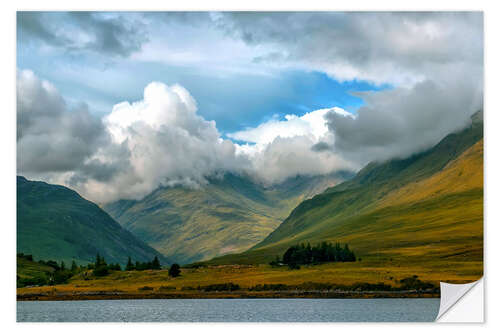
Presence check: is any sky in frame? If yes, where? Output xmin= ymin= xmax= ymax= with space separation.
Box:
xmin=16 ymin=12 xmax=483 ymax=203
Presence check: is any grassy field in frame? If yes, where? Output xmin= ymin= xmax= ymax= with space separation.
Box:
xmin=17 ymin=251 xmax=479 ymax=299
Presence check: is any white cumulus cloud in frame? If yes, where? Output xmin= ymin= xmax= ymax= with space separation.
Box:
xmin=228 ymin=107 xmax=357 ymax=184
xmin=227 ymin=107 xmax=350 ymax=145
xmin=76 ymin=81 xmax=250 ymax=202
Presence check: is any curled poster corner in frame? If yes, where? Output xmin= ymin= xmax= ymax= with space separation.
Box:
xmin=436 ymin=278 xmax=484 ymax=322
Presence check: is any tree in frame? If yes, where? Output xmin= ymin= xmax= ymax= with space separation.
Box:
xmin=45 ymin=260 xmax=60 ymax=271
xmin=269 ymin=255 xmax=281 ymax=267
xmin=152 ymin=256 xmax=161 ymax=270
xmin=71 ymin=260 xmax=78 ymax=272
xmin=93 ymin=253 xmax=109 ymax=277
xmin=53 ymin=269 xmax=73 ymax=284
xmin=168 ymin=263 xmax=181 ymax=277
xmin=126 ymin=256 xmax=134 ymax=271
xmin=109 ymin=263 xmax=121 ymax=271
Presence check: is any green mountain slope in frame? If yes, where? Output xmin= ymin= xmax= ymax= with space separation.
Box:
xmin=206 ymin=111 xmax=483 ymax=274
xmin=104 ymin=172 xmax=352 ymax=264
xmin=17 ymin=176 xmax=167 ymax=266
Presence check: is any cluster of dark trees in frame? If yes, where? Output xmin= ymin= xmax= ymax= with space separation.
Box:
xmin=125 ymin=256 xmax=161 ymax=271
xmin=17 ymin=252 xmax=182 ymax=287
xmin=92 ymin=253 xmax=123 ymax=277
xmin=124 ymin=256 xmax=180 ymax=277
xmin=270 ymin=242 xmax=356 ymax=269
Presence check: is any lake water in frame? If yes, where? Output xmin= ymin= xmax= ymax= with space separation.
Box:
xmin=17 ymin=298 xmax=440 ymax=322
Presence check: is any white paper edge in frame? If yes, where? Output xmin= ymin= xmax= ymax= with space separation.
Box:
xmin=436 ymin=277 xmax=484 ymax=322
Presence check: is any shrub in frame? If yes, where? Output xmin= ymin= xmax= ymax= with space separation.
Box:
xmin=249 ymin=283 xmax=289 ymax=291
xmin=158 ymin=285 xmax=176 ymax=291
xmin=168 ymin=263 xmax=181 ymax=277
xmin=17 ymin=253 xmax=33 ymax=261
xmin=181 ymin=286 xmax=196 ymax=291
xmin=53 ymin=270 xmax=73 ymax=284
xmin=201 ymin=283 xmax=240 ymax=292
xmin=93 ymin=264 xmax=109 ymax=277
xmin=399 ymin=276 xmax=437 ymax=291
xmin=138 ymin=286 xmax=154 ymax=291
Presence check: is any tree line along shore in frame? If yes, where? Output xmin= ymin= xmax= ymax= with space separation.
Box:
xmin=17 ymin=241 xmax=447 ymax=301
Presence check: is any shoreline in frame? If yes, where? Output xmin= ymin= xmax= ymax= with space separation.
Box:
xmin=17 ymin=289 xmax=440 ymax=301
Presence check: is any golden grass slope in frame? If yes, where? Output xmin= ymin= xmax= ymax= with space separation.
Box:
xmin=379 ymin=139 xmax=483 ymax=207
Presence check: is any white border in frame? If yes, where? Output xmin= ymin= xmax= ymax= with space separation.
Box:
xmin=3 ymin=0 xmax=499 ymax=331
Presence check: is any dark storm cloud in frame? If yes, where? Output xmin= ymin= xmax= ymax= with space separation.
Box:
xmin=17 ymin=12 xmax=148 ymax=57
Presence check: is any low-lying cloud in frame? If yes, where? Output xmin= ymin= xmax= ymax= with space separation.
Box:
xmin=17 ymin=63 xmax=483 ymax=204
xmin=325 ymin=78 xmax=482 ymax=165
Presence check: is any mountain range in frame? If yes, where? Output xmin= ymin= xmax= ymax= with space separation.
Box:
xmin=104 ymin=172 xmax=352 ymax=264
xmin=204 ymin=111 xmax=483 ymax=274
xmin=17 ymin=110 xmax=483 ymax=276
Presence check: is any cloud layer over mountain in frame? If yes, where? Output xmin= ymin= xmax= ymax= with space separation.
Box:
xmin=17 ymin=71 xmax=355 ymax=202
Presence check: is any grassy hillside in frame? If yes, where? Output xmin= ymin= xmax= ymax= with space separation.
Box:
xmin=17 ymin=256 xmax=55 ymax=282
xmin=104 ymin=172 xmax=351 ymax=264
xmin=204 ymin=114 xmax=483 ymax=284
xmin=17 ymin=176 xmax=167 ymax=266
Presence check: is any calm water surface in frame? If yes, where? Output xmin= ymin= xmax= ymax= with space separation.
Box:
xmin=17 ymin=298 xmax=439 ymax=322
